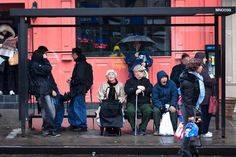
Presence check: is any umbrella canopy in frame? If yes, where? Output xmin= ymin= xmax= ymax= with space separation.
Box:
xmin=118 ymin=35 xmax=156 ymax=44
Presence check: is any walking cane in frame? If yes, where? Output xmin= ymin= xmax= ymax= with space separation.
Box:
xmin=135 ymin=94 xmax=138 ymax=136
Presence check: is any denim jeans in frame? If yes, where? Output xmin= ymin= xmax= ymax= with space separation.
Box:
xmin=52 ymin=96 xmax=64 ymax=130
xmin=179 ymin=103 xmax=194 ymax=157
xmin=68 ymin=95 xmax=87 ymax=128
xmin=39 ymin=95 xmax=56 ymax=131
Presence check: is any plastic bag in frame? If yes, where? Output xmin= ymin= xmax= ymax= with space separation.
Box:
xmin=208 ymin=96 xmax=218 ymax=115
xmin=159 ymin=112 xmax=174 ymax=136
xmin=174 ymin=122 xmax=184 ymax=140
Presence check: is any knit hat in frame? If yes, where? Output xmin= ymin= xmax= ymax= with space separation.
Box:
xmin=194 ymin=52 xmax=206 ymax=60
xmin=133 ymin=64 xmax=146 ymax=72
xmin=106 ymin=69 xmax=118 ymax=78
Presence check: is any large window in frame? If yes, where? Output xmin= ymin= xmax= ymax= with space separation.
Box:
xmin=76 ymin=0 xmax=171 ymax=56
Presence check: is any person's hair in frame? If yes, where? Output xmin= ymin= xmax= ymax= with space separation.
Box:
xmin=72 ymin=47 xmax=82 ymax=55
xmin=186 ymin=58 xmax=203 ymax=71
xmin=133 ymin=64 xmax=146 ymax=72
xmin=181 ymin=53 xmax=190 ymax=60
xmin=37 ymin=46 xmax=48 ymax=54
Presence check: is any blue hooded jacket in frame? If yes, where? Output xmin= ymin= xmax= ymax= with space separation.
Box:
xmin=152 ymin=70 xmax=178 ymax=108
xmin=125 ymin=51 xmax=153 ymax=72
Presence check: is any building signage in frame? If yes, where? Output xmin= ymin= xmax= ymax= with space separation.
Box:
xmin=215 ymin=8 xmax=234 ymax=15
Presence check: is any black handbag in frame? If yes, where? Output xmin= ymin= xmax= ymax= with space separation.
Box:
xmin=99 ymin=99 xmax=122 ymax=118
xmin=99 ymin=99 xmax=123 ymax=128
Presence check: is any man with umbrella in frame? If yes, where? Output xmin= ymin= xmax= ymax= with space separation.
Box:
xmin=121 ymin=36 xmax=153 ymax=78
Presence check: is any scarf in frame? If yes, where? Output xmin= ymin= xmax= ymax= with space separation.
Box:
xmin=107 ymin=79 xmax=118 ymax=100
xmin=189 ymin=71 xmax=205 ymax=109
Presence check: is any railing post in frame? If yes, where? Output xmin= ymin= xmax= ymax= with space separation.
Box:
xmin=18 ymin=17 xmax=29 ymax=136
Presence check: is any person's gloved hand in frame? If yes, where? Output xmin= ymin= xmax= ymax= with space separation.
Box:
xmin=137 ymin=85 xmax=145 ymax=91
xmin=196 ymin=108 xmax=201 ymax=117
xmin=159 ymin=106 xmax=167 ymax=113
xmin=188 ymin=116 xmax=195 ymax=122
xmin=136 ymin=89 xmax=142 ymax=95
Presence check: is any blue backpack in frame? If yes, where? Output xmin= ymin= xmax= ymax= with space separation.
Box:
xmin=184 ymin=122 xmax=199 ymax=138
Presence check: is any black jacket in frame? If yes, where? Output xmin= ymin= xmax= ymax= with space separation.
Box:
xmin=29 ymin=59 xmax=53 ymax=96
xmin=49 ymin=72 xmax=59 ymax=94
xmin=124 ymin=77 xmax=153 ymax=105
xmin=170 ymin=63 xmax=186 ymax=88
xmin=179 ymin=69 xmax=200 ymax=117
xmin=70 ymin=55 xmax=93 ymax=97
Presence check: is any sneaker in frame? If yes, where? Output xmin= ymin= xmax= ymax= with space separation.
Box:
xmin=9 ymin=90 xmax=15 ymax=95
xmin=42 ymin=130 xmax=50 ymax=137
xmin=153 ymin=131 xmax=159 ymax=136
xmin=56 ymin=127 xmax=66 ymax=132
xmin=50 ymin=131 xmax=61 ymax=137
xmin=202 ymin=131 xmax=212 ymax=138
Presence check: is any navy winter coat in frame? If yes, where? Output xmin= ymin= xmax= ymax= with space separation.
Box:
xmin=152 ymin=70 xmax=178 ymax=108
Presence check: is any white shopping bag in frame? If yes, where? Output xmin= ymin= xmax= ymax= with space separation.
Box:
xmin=159 ymin=112 xmax=174 ymax=136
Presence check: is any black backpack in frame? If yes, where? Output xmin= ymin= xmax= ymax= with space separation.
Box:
xmin=85 ymin=62 xmax=93 ymax=92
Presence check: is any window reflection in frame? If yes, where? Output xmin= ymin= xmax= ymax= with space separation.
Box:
xmin=76 ymin=0 xmax=171 ymax=57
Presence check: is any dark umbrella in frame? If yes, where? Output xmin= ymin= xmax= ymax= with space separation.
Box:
xmin=118 ymin=35 xmax=156 ymax=45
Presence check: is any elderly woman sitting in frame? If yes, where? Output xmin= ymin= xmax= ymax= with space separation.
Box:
xmin=96 ymin=69 xmax=126 ymax=135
